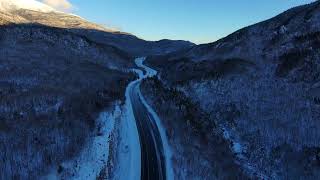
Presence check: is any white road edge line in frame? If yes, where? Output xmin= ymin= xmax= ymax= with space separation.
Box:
xmin=135 ymin=57 xmax=174 ymax=180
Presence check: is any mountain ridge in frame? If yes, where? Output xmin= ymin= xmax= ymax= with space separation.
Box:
xmin=143 ymin=1 xmax=320 ymax=178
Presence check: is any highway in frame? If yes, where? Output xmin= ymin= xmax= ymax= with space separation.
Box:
xmin=129 ymin=57 xmax=166 ymax=180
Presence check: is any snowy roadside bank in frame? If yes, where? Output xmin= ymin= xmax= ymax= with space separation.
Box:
xmin=44 ymin=103 xmax=121 ymax=180
xmin=45 ymin=57 xmax=173 ymax=180
xmin=135 ymin=58 xmax=174 ymax=180
xmin=112 ymin=72 xmax=142 ymax=180
xmin=115 ymin=57 xmax=174 ymax=180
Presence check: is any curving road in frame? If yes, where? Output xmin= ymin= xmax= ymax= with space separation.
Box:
xmin=129 ymin=57 xmax=166 ymax=180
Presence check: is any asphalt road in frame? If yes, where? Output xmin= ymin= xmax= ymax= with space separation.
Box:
xmin=129 ymin=61 xmax=166 ymax=180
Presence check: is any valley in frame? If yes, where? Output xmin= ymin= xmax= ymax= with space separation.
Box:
xmin=0 ymin=0 xmax=320 ymax=179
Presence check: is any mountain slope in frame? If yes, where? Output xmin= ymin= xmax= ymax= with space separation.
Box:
xmin=0 ymin=2 xmax=135 ymax=179
xmin=0 ymin=0 xmax=196 ymax=178
xmin=0 ymin=22 xmax=138 ymax=179
xmin=0 ymin=0 xmax=194 ymax=56
xmin=144 ymin=1 xmax=320 ymax=179
xmin=155 ymin=1 xmax=320 ymax=63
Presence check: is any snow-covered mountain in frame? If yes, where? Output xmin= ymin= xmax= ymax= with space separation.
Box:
xmin=0 ymin=0 xmax=194 ymax=179
xmin=144 ymin=1 xmax=320 ymax=179
xmin=0 ymin=0 xmax=194 ymax=55
xmin=0 ymin=0 xmax=55 ymax=13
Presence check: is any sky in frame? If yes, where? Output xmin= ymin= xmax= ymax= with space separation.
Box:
xmin=44 ymin=0 xmax=315 ymax=44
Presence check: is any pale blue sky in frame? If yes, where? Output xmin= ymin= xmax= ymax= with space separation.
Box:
xmin=67 ymin=0 xmax=314 ymax=44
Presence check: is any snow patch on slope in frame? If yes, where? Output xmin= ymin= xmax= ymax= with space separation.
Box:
xmin=0 ymin=0 xmax=56 ymax=13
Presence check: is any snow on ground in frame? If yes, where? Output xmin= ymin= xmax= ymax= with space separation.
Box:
xmin=222 ymin=127 xmax=245 ymax=156
xmin=137 ymin=87 xmax=174 ymax=180
xmin=222 ymin=126 xmax=268 ymax=179
xmin=135 ymin=57 xmax=157 ymax=77
xmin=113 ymin=69 xmax=142 ymax=180
xmin=45 ymin=57 xmax=172 ymax=180
xmin=44 ymin=103 xmax=121 ymax=180
xmin=115 ymin=57 xmax=174 ymax=180
xmin=0 ymin=0 xmax=81 ymax=18
xmin=135 ymin=57 xmax=174 ymax=180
